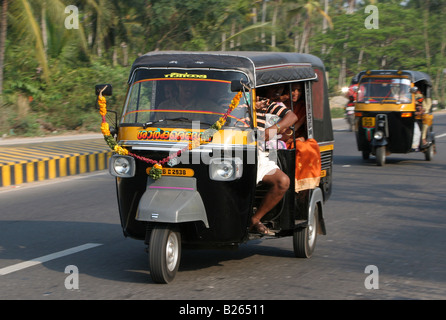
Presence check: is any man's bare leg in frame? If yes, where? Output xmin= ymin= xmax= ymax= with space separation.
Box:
xmin=251 ymin=169 xmax=290 ymax=232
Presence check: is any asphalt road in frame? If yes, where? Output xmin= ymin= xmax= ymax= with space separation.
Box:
xmin=1 ymin=115 xmax=445 ymax=303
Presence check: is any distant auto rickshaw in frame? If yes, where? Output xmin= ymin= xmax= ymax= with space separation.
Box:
xmin=353 ymin=70 xmax=435 ymax=166
xmin=95 ymin=51 xmax=334 ymax=283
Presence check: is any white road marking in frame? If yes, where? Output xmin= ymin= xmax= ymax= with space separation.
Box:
xmin=0 ymin=243 xmax=102 ymax=276
xmin=436 ymin=133 xmax=446 ymax=139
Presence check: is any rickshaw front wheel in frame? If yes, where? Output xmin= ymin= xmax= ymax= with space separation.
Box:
xmin=293 ymin=204 xmax=319 ymax=258
xmin=148 ymin=224 xmax=181 ymax=284
xmin=375 ymin=146 xmax=386 ymax=166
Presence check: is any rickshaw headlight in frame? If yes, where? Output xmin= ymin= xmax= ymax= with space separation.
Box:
xmin=209 ymin=158 xmax=243 ymax=181
xmin=374 ymin=131 xmax=384 ymax=140
xmin=109 ymin=155 xmax=135 ymax=178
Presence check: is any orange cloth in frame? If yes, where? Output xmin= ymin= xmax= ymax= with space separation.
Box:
xmin=295 ymin=138 xmax=321 ymax=192
xmin=293 ymin=100 xmax=306 ymax=122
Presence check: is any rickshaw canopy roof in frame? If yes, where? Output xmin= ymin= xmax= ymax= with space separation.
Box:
xmin=352 ymin=70 xmax=432 ymax=87
xmin=129 ymin=51 xmax=323 ymax=87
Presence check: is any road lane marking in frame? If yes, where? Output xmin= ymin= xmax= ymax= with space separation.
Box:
xmin=0 ymin=243 xmax=103 ymax=276
xmin=436 ymin=133 xmax=446 ymax=139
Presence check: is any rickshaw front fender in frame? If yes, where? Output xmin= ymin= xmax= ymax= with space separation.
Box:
xmin=371 ymin=136 xmax=388 ymax=147
xmin=135 ymin=176 xmax=209 ymax=228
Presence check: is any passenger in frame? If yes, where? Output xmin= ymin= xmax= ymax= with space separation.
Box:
xmin=282 ymin=82 xmax=321 ymax=192
xmin=263 ymin=85 xmax=288 ymax=149
xmin=250 ymin=86 xmax=298 ymax=235
xmin=281 ymin=82 xmax=306 ymax=148
xmin=415 ymin=90 xmax=433 ymax=147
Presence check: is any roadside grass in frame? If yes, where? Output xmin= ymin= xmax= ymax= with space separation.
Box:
xmin=331 ymin=107 xmax=345 ymax=119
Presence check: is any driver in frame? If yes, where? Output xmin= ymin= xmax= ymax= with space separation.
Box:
xmin=159 ymin=81 xmax=218 ymax=124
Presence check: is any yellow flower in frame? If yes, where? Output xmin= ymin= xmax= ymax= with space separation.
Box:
xmin=153 ymin=163 xmax=162 ymax=170
xmin=100 ymin=122 xmax=110 ymax=136
xmin=229 ymin=91 xmax=242 ymax=110
xmin=114 ymin=145 xmax=129 ymax=155
xmin=98 ymin=95 xmax=107 ymax=117
xmin=189 ymin=138 xmax=200 ymax=150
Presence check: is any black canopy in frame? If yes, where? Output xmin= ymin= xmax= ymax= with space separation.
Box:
xmin=129 ymin=51 xmax=333 ymax=143
xmin=129 ymin=51 xmax=322 ymax=87
xmin=351 ymin=70 xmax=432 ymax=87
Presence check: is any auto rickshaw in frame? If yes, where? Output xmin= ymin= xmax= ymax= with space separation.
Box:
xmin=353 ymin=70 xmax=435 ymax=166
xmin=95 ymin=51 xmax=334 ymax=283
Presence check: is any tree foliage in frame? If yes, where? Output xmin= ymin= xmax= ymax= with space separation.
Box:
xmin=0 ymin=0 xmax=445 ymax=136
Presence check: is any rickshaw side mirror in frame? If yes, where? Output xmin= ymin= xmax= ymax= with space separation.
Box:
xmin=95 ymin=84 xmax=113 ymax=96
xmin=231 ymin=80 xmax=249 ymax=92
xmin=410 ymin=86 xmax=418 ymax=94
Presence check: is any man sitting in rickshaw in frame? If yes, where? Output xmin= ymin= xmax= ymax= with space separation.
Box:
xmin=280 ymin=82 xmax=307 ymax=148
xmin=280 ymin=82 xmax=321 ymax=192
xmin=415 ymin=90 xmax=433 ymax=148
xmin=250 ymin=85 xmax=298 ymax=235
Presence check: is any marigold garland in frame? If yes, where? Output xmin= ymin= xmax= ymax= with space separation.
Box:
xmin=98 ymin=87 xmax=242 ymax=180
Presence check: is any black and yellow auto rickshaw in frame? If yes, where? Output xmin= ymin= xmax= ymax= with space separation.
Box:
xmin=96 ymin=51 xmax=334 ymax=283
xmin=353 ymin=70 xmax=435 ymax=166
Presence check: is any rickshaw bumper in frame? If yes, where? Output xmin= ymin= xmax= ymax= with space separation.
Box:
xmin=135 ymin=176 xmax=209 ymax=228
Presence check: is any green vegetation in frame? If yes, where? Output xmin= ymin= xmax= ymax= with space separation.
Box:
xmin=330 ymin=107 xmax=345 ymax=119
xmin=0 ymin=0 xmax=445 ymax=136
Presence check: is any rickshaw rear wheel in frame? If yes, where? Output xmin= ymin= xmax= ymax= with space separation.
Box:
xmin=375 ymin=146 xmax=386 ymax=166
xmin=362 ymin=151 xmax=370 ymax=160
xmin=148 ymin=224 xmax=181 ymax=284
xmin=293 ymin=204 xmax=319 ymax=258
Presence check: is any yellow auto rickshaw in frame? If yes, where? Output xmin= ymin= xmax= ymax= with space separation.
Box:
xmin=96 ymin=51 xmax=334 ymax=283
xmin=353 ymin=70 xmax=435 ymax=166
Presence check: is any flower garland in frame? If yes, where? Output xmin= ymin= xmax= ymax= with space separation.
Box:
xmin=98 ymin=86 xmax=242 ymax=180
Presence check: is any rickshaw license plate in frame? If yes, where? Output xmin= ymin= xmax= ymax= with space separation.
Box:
xmin=362 ymin=117 xmax=375 ymax=128
xmin=146 ymin=167 xmax=194 ymax=177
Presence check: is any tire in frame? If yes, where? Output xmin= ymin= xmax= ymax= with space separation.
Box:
xmin=424 ymin=143 xmax=434 ymax=161
xmin=293 ymin=204 xmax=318 ymax=258
xmin=149 ymin=224 xmax=181 ymax=284
xmin=362 ymin=151 xmax=370 ymax=160
xmin=375 ymin=146 xmax=386 ymax=166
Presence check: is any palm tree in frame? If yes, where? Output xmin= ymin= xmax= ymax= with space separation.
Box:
xmin=10 ymin=0 xmax=49 ymax=83
xmin=286 ymin=0 xmax=333 ymax=53
xmin=9 ymin=0 xmax=92 ymax=84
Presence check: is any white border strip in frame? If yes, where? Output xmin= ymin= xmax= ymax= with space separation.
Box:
xmin=0 ymin=243 xmax=102 ymax=276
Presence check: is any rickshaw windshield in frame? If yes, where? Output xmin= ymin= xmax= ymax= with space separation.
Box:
xmin=121 ymin=69 xmax=251 ymax=128
xmin=357 ymin=77 xmax=412 ymax=104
